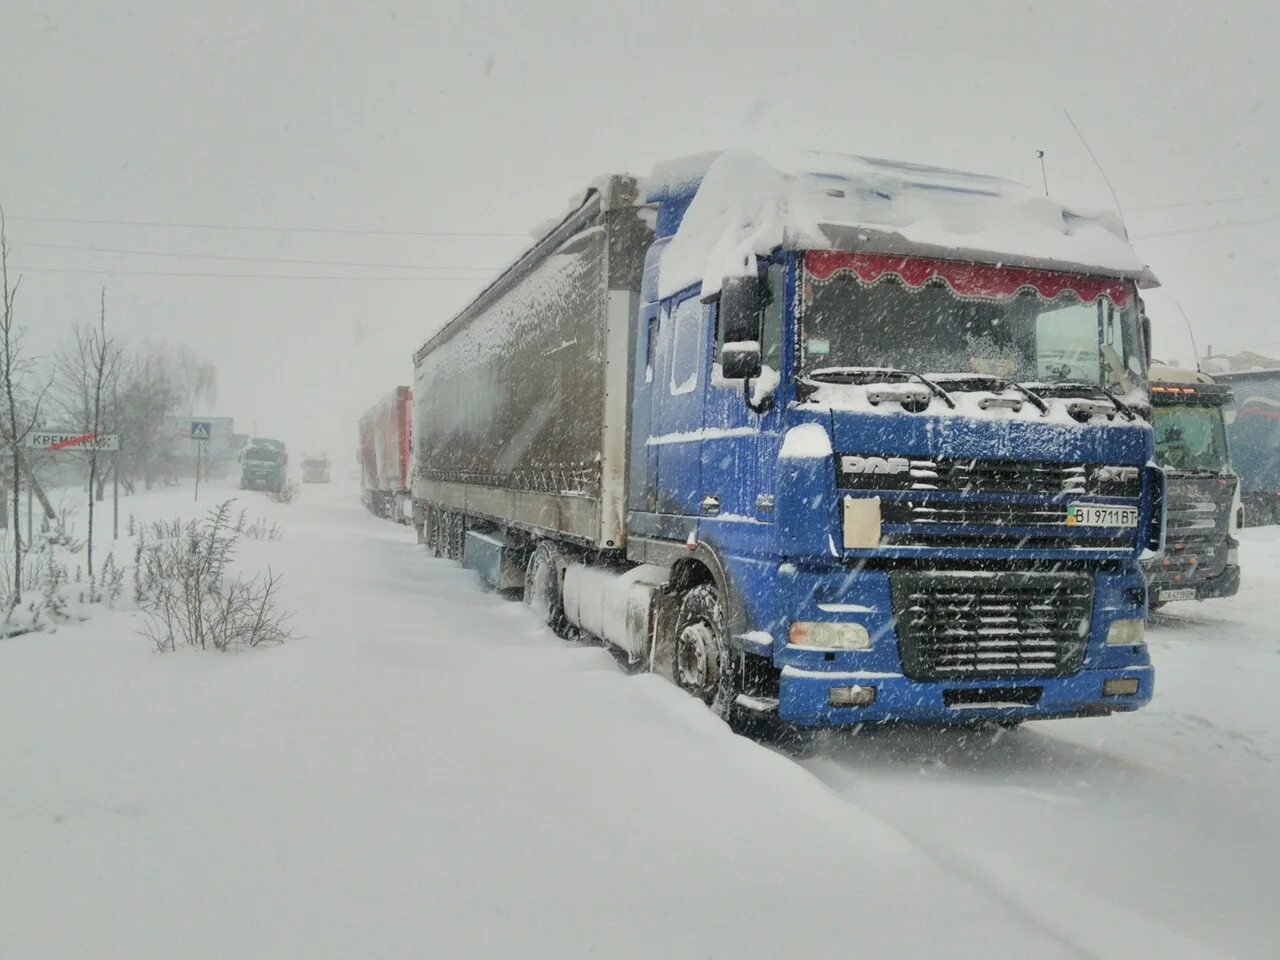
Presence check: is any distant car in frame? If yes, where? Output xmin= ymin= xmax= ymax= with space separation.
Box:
xmin=302 ymin=454 xmax=332 ymax=484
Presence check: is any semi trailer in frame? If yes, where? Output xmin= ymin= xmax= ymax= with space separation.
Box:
xmin=359 ymin=386 xmax=412 ymax=522
xmin=412 ymin=151 xmax=1165 ymax=732
xmin=1143 ymin=363 xmax=1240 ymax=606
xmin=163 ymin=415 xmax=236 ymax=480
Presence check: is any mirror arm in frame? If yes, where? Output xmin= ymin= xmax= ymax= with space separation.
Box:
xmin=742 ymin=375 xmax=772 ymax=415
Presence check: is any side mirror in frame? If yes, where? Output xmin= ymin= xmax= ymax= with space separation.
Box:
xmin=722 ymin=340 xmax=762 ymax=381
xmin=718 ymin=274 xmax=763 ymax=379
xmin=1141 ymin=312 xmax=1152 ymax=365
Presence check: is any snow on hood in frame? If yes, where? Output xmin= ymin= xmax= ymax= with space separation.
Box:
xmin=649 ymin=149 xmax=1154 ymax=300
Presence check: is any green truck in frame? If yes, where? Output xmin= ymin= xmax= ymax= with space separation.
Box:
xmin=1144 ymin=363 xmax=1241 ymax=606
xmin=240 ymin=438 xmax=288 ymax=493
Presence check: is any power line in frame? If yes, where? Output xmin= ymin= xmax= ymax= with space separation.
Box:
xmin=1132 ymin=192 xmax=1280 ymax=212
xmin=5 ymin=213 xmax=526 ymax=239
xmin=1134 ymin=211 xmax=1280 ymax=240
xmin=9 ymin=265 xmax=488 ymax=281
xmin=11 ymin=239 xmax=500 ymax=272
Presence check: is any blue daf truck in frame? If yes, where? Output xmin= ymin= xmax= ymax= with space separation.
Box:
xmin=412 ymin=151 xmax=1165 ymax=732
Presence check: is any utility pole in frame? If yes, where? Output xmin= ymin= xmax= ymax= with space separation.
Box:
xmin=112 ymin=382 xmax=119 ymax=539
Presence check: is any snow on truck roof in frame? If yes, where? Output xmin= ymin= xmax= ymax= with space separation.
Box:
xmin=647 ymin=149 xmax=1157 ymax=299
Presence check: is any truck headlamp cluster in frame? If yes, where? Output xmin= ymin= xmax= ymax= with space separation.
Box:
xmin=1106 ymin=619 xmax=1145 ymax=646
xmin=789 ymin=622 xmax=873 ymax=650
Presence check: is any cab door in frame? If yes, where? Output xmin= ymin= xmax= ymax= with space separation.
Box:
xmin=652 ymin=293 xmax=709 ymax=534
xmin=700 ymin=262 xmax=787 ymax=542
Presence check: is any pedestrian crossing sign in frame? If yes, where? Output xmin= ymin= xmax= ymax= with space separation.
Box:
xmin=190 ymin=421 xmax=212 ymax=441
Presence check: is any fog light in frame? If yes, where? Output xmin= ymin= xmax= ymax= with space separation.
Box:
xmin=829 ymin=685 xmax=877 ymax=708
xmin=1103 ymin=678 xmax=1140 ymax=697
xmin=1227 ymin=547 xmax=1239 ymax=566
xmin=789 ymin=621 xmax=872 ymax=650
xmin=1106 ymin=619 xmax=1145 ymax=646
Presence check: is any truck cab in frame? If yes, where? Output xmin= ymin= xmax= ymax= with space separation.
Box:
xmin=1212 ymin=366 xmax=1280 ymax=526
xmin=301 ymin=454 xmax=332 ymax=484
xmin=627 ymin=155 xmax=1163 ymax=727
xmin=1144 ymin=364 xmax=1240 ymax=606
xmin=241 ymin=440 xmax=288 ymax=493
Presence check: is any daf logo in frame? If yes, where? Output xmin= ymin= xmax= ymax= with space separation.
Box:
xmin=1097 ymin=465 xmax=1140 ymax=482
xmin=842 ymin=455 xmax=911 ymax=476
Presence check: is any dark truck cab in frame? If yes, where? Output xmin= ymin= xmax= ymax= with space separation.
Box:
xmin=1144 ymin=364 xmax=1241 ymax=605
xmin=241 ymin=439 xmax=288 ymax=493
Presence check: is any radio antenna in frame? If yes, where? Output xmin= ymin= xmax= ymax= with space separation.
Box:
xmin=1168 ymin=295 xmax=1202 ymax=371
xmin=1036 ymin=150 xmax=1049 ymax=196
xmin=1064 ymin=108 xmax=1128 ymax=238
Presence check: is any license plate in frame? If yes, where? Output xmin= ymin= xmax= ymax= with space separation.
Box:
xmin=1158 ymin=587 xmax=1196 ymax=603
xmin=1066 ymin=503 xmax=1139 ymax=528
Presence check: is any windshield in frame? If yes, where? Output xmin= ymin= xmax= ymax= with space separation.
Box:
xmin=1153 ymin=405 xmax=1230 ymax=473
xmin=246 ymin=449 xmax=282 ymax=464
xmin=800 ymin=252 xmax=1146 ymax=394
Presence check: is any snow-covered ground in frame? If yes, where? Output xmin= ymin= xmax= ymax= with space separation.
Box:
xmin=3 ymin=480 xmax=1277 ymax=959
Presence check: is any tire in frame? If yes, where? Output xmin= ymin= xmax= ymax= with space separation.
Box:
xmin=427 ymin=509 xmax=445 ymax=558
xmin=672 ymin=583 xmax=738 ymax=721
xmin=523 ymin=541 xmax=568 ymax=636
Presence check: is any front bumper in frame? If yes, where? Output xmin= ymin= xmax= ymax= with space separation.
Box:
xmin=1148 ymin=563 xmax=1240 ymax=603
xmin=722 ymin=555 xmax=1153 ymax=729
xmin=779 ymin=665 xmax=1154 ymax=727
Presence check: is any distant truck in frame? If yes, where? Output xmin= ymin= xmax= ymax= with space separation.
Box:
xmin=1212 ymin=368 xmax=1280 ymax=525
xmin=359 ymin=387 xmax=412 ymax=522
xmin=1143 ymin=363 xmax=1240 ymax=606
xmin=411 ymin=152 xmax=1165 ymax=733
xmin=241 ymin=439 xmax=288 ymax=492
xmin=301 ymin=454 xmax=332 ymax=484
xmin=163 ymin=416 xmax=236 ymax=480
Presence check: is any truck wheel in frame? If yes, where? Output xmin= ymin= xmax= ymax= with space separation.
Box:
xmin=673 ymin=584 xmax=737 ymax=721
xmin=524 ymin=542 xmax=568 ymax=635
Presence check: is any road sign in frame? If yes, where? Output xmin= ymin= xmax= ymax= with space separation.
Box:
xmin=24 ymin=431 xmax=120 ymax=451
xmin=190 ymin=420 xmax=212 ymax=441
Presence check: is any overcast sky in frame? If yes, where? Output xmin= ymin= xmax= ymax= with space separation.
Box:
xmin=3 ymin=0 xmax=1277 ymax=463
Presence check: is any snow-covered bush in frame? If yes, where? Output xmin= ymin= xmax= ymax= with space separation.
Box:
xmin=136 ymin=499 xmax=293 ymax=652
xmin=241 ymin=517 xmax=283 ymax=541
xmin=268 ymin=481 xmax=299 ymax=505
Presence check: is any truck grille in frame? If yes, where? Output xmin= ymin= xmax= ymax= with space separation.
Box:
xmin=890 ymin=571 xmax=1093 ymax=680
xmin=1156 ymin=538 xmax=1227 ymax=582
xmin=878 ymin=499 xmax=1136 ymax=550
xmin=839 ymin=455 xmax=1141 ymax=498
xmin=1148 ymin=476 xmax=1236 ymax=585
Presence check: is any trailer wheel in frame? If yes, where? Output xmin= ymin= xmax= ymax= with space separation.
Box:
xmin=524 ymin=542 xmax=568 ymax=635
xmin=673 ymin=584 xmax=738 ymax=721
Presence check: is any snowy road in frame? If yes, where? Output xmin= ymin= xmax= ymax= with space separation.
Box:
xmin=3 ymin=481 xmax=1277 ymax=959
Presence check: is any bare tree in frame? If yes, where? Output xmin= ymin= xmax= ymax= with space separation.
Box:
xmin=54 ymin=291 xmax=121 ymax=580
xmin=0 ymin=207 xmax=52 ymax=604
xmin=113 ymin=344 xmax=183 ymax=491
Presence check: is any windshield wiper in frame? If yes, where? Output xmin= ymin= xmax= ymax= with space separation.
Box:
xmin=1038 ymin=381 xmax=1138 ymax=421
xmin=806 ymin=366 xmax=956 ymax=409
xmin=933 ymin=374 xmax=1049 ymax=416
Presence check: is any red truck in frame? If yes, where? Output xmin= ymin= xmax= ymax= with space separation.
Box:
xmin=358 ymin=386 xmax=412 ymax=522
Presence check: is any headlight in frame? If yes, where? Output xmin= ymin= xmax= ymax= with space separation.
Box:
xmin=789 ymin=621 xmax=872 ymax=650
xmin=1107 ymin=619 xmax=1145 ymax=646
xmin=1227 ymin=547 xmax=1239 ymax=567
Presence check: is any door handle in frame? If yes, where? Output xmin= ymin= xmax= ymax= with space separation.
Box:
xmin=700 ymin=495 xmax=721 ymax=516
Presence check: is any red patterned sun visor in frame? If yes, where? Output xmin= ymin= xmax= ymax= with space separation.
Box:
xmin=805 ymin=251 xmax=1134 ymax=306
